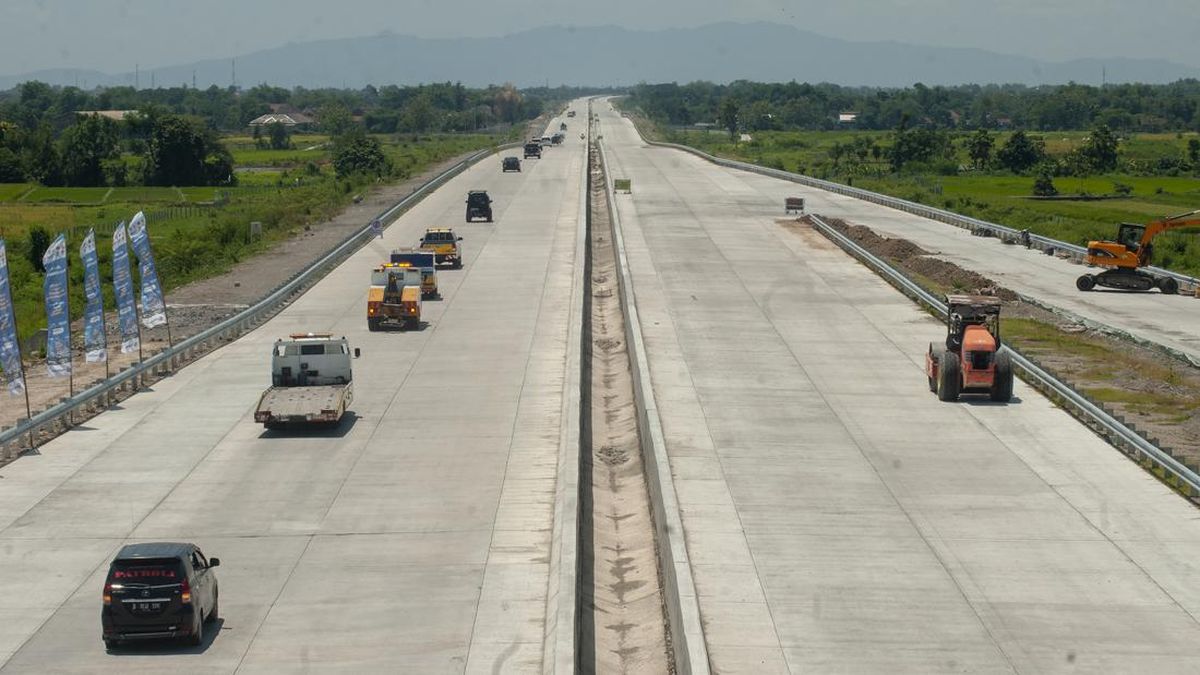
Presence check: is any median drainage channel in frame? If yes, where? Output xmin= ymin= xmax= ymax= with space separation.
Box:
xmin=792 ymin=214 xmax=1200 ymax=500
xmin=578 ymin=141 xmax=673 ymax=673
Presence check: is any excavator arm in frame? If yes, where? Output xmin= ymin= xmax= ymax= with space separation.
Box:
xmin=1136 ymin=210 xmax=1200 ymax=266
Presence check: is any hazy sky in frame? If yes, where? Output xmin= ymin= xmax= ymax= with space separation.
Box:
xmin=2 ymin=0 xmax=1197 ymax=75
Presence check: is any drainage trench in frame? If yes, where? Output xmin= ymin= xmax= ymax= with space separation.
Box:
xmin=578 ymin=137 xmax=673 ymax=674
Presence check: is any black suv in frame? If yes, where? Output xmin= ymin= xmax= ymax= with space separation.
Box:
xmin=523 ymin=141 xmax=541 ymax=159
xmin=101 ymin=542 xmax=220 ymax=649
xmin=465 ymin=190 xmax=493 ymax=222
xmin=502 ymin=156 xmax=521 ymax=172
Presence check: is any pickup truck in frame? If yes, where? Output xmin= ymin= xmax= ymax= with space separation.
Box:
xmin=255 ymin=333 xmax=358 ymax=429
xmin=419 ymin=227 xmax=464 ymax=269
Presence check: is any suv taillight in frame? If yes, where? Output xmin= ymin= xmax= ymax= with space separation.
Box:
xmin=180 ymin=577 xmax=192 ymax=604
xmin=103 ymin=582 xmax=112 ymax=605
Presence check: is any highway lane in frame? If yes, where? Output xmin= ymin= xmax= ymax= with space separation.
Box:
xmin=0 ymin=102 xmax=586 ymax=673
xmin=598 ymin=103 xmax=1200 ymax=673
xmin=634 ymin=139 xmax=1200 ymax=363
xmin=796 ymin=190 xmax=1200 ymax=363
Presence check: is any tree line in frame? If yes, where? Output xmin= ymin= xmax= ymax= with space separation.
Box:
xmin=0 ymin=81 xmax=602 ymax=135
xmin=0 ymin=81 xmax=606 ymax=188
xmin=0 ymin=110 xmax=234 ymax=187
xmin=630 ymin=80 xmax=1200 ymax=133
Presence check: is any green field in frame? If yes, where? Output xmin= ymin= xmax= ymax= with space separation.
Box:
xmin=0 ymin=184 xmax=34 ymax=202
xmin=20 ymin=186 xmax=112 ymax=204
xmin=226 ymin=134 xmax=333 ymax=167
xmin=229 ymin=146 xmax=331 ymax=166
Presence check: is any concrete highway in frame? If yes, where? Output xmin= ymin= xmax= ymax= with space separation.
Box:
xmin=704 ymin=161 xmax=1200 ymax=363
xmin=598 ymin=103 xmax=1200 ymax=673
xmin=0 ymin=103 xmax=585 ymax=673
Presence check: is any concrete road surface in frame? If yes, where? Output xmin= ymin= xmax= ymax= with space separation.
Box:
xmin=680 ymin=156 xmax=1200 ymax=363
xmin=598 ymin=103 xmax=1200 ymax=673
xmin=0 ymin=102 xmax=586 ymax=673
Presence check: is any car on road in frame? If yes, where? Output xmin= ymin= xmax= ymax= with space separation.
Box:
xmin=101 ymin=542 xmax=220 ymax=649
xmin=524 ymin=141 xmax=541 ymax=159
xmin=502 ymin=156 xmax=521 ymax=172
xmin=540 ymin=135 xmax=552 ymax=146
xmin=465 ymin=190 xmax=493 ymax=222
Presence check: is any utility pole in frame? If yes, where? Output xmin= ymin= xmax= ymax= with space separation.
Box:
xmin=231 ymin=58 xmax=236 ymax=89
xmin=192 ymin=69 xmax=197 ymax=89
xmin=135 ymin=63 xmax=139 ymax=89
xmin=150 ymin=72 xmax=155 ymax=89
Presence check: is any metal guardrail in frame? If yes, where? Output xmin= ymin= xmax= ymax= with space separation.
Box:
xmin=638 ymin=137 xmax=1200 ymax=293
xmin=809 ymin=213 xmax=1200 ymax=498
xmin=1 ymin=144 xmax=518 ymax=455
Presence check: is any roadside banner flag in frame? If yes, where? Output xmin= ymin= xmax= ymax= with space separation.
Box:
xmin=127 ymin=211 xmax=167 ymax=328
xmin=112 ymin=222 xmax=141 ymax=354
xmin=0 ymin=239 xmax=25 ymax=396
xmin=81 ymin=229 xmax=107 ymax=363
xmin=42 ymin=233 xmax=71 ymax=378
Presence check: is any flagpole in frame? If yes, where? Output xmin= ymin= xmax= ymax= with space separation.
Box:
xmin=19 ymin=333 xmax=33 ymax=450
xmin=163 ymin=304 xmax=174 ymax=349
xmin=67 ymin=261 xmax=74 ymax=401
xmin=134 ymin=298 xmax=144 ymax=364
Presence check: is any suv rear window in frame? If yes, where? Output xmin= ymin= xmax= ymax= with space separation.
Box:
xmin=110 ymin=559 xmax=182 ymax=583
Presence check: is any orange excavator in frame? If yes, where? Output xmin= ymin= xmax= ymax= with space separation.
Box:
xmin=1076 ymin=210 xmax=1200 ymax=294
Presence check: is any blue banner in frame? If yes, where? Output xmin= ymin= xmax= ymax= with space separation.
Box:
xmin=81 ymin=229 xmax=107 ymax=363
xmin=127 ymin=211 xmax=166 ymax=329
xmin=112 ymin=222 xmax=140 ymax=354
xmin=42 ymin=233 xmax=71 ymax=378
xmin=0 ymin=240 xmax=25 ymax=396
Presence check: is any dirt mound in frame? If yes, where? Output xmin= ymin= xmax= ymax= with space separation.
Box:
xmin=815 ymin=216 xmax=1018 ymax=301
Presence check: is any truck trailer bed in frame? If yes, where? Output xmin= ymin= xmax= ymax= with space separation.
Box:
xmin=255 ymin=384 xmax=351 ymax=425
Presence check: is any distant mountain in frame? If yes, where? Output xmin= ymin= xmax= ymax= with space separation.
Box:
xmin=3 ymin=23 xmax=1197 ymax=90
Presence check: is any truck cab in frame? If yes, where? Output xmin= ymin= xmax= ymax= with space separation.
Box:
xmin=368 ymin=265 xmax=423 ymax=331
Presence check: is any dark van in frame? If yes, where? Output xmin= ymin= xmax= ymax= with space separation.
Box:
xmin=101 ymin=542 xmax=220 ymax=649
